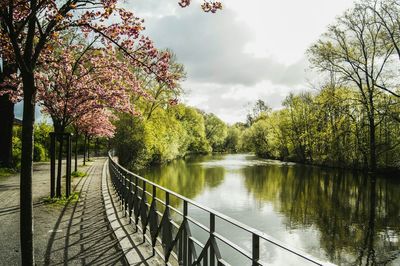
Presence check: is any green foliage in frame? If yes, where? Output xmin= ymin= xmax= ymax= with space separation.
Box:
xmin=224 ymin=126 xmax=241 ymax=153
xmin=71 ymin=171 xmax=86 ymax=178
xmin=114 ymin=104 xmax=217 ymax=169
xmin=43 ymin=192 xmax=80 ymax=205
xmin=145 ymin=107 xmax=189 ymax=163
xmin=239 ymin=87 xmax=400 ymax=170
xmin=11 ymin=122 xmax=52 ymax=166
xmin=0 ymin=167 xmax=16 ymax=177
xmin=33 ymin=142 xmax=46 ymax=162
xmin=113 ymin=115 xmax=150 ymax=169
xmin=204 ymin=113 xmax=227 ymax=152
xmin=246 ymin=99 xmax=271 ymax=126
xmin=12 ymin=128 xmax=22 ymax=168
xmin=173 ymin=104 xmax=211 ymax=153
xmin=245 ymin=119 xmax=273 ymax=158
xmin=34 ymin=122 xmax=52 ymax=158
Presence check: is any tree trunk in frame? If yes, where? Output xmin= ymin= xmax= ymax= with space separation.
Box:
xmin=56 ymin=134 xmax=64 ymax=197
xmin=369 ymin=117 xmax=377 ymax=172
xmin=0 ymin=94 xmax=14 ymax=168
xmin=0 ymin=62 xmax=16 ymax=168
xmin=74 ymin=133 xmax=78 ymax=172
xmin=368 ymin=93 xmax=377 ymax=173
xmin=83 ymin=135 xmax=87 ymax=166
xmin=20 ymin=73 xmax=36 ymax=265
xmin=87 ymin=138 xmax=90 ymax=160
xmin=95 ymin=138 xmax=99 ymax=156
xmin=53 ymin=123 xmax=64 ymax=197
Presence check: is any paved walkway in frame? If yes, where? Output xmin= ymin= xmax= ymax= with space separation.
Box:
xmin=0 ymin=158 xmax=128 ymax=265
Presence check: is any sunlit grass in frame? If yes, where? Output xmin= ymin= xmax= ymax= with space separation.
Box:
xmin=43 ymin=192 xmax=80 ymax=205
xmin=71 ymin=170 xmax=86 ymax=178
xmin=0 ymin=168 xmax=17 ymax=177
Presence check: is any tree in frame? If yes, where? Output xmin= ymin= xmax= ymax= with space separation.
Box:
xmin=0 ymin=0 xmax=221 ymax=263
xmin=204 ymin=113 xmax=227 ymax=151
xmin=224 ymin=125 xmax=241 ymax=152
xmin=36 ymin=35 xmax=141 ymax=196
xmin=365 ymin=0 xmax=400 ymax=98
xmin=75 ymin=109 xmax=115 ymax=165
xmin=246 ymin=99 xmax=271 ymax=126
xmin=140 ymin=51 xmax=186 ymax=120
xmin=246 ymin=119 xmax=272 ymax=158
xmin=173 ymin=105 xmax=211 ymax=153
xmin=281 ymin=93 xmax=316 ymax=163
xmin=308 ymin=3 xmax=395 ymax=172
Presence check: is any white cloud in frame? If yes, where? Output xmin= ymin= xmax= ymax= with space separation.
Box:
xmin=125 ymin=0 xmax=357 ymax=123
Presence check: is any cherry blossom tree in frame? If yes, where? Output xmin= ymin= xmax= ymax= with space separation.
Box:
xmin=36 ymin=37 xmax=137 ymax=130
xmin=74 ymin=109 xmax=116 ymax=165
xmin=36 ymin=34 xmax=149 ymax=196
xmin=0 ymin=0 xmax=222 ymax=263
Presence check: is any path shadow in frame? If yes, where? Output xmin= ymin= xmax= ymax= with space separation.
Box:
xmin=44 ymin=164 xmax=128 ymax=266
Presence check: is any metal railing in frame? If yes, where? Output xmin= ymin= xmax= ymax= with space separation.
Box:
xmin=108 ymin=153 xmax=329 ymax=266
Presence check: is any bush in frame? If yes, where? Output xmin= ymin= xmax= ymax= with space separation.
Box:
xmin=72 ymin=171 xmax=86 ymax=178
xmin=12 ymin=135 xmax=22 ymax=168
xmin=33 ymin=142 xmax=46 ymax=162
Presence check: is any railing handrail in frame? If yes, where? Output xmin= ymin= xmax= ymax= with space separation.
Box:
xmin=108 ymin=153 xmax=329 ymax=265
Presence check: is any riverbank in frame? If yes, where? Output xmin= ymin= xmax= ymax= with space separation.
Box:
xmin=236 ymin=151 xmax=400 ymax=176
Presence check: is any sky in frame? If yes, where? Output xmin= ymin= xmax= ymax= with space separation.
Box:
xmin=123 ymin=0 xmax=357 ymax=124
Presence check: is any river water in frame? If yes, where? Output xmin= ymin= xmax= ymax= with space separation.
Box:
xmin=138 ymin=153 xmax=400 ymax=265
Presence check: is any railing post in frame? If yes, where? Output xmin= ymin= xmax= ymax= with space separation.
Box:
xmin=183 ymin=201 xmax=188 ymax=266
xmin=152 ymin=185 xmax=157 ymax=256
xmin=210 ymin=213 xmax=215 ymax=266
xmin=152 ymin=185 xmax=156 ymax=202
xmin=165 ymin=191 xmax=170 ymax=207
xmin=134 ymin=176 xmax=139 ymax=226
xmin=128 ymin=173 xmax=133 ymax=217
xmin=123 ymin=170 xmax=127 ymax=211
xmin=50 ymin=133 xmax=55 ymax=198
xmin=143 ymin=179 xmax=146 ymax=197
xmin=164 ymin=191 xmax=170 ymax=262
xmin=252 ymin=234 xmax=260 ymax=266
xmin=142 ymin=179 xmax=147 ymax=242
xmin=204 ymin=248 xmax=209 ymax=266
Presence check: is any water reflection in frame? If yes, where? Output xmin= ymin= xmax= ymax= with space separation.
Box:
xmin=243 ymin=164 xmax=400 ymax=265
xmin=139 ymin=154 xmax=400 ymax=265
xmin=138 ymin=155 xmax=225 ymax=207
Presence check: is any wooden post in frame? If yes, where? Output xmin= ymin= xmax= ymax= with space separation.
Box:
xmin=50 ymin=133 xmax=56 ymax=198
xmin=66 ymin=134 xmax=72 ymax=197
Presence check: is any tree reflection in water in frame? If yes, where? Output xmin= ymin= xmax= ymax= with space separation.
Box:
xmin=243 ymin=165 xmax=400 ymax=265
xmin=138 ymin=155 xmax=225 ymax=207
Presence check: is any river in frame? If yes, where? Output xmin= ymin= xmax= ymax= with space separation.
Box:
xmin=137 ymin=153 xmax=400 ymax=265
